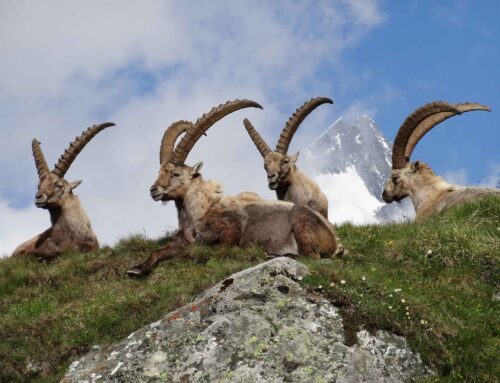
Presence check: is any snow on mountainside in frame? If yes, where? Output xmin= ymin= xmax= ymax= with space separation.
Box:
xmin=301 ymin=115 xmax=414 ymax=224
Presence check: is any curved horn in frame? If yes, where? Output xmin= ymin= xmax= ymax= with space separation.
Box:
xmin=32 ymin=139 xmax=50 ymax=178
xmin=243 ymin=118 xmax=271 ymax=158
xmin=159 ymin=120 xmax=192 ymax=164
xmin=52 ymin=122 xmax=116 ymax=178
xmin=404 ymin=102 xmax=491 ymax=160
xmin=392 ymin=102 xmax=460 ymax=169
xmin=170 ymin=99 xmax=263 ymax=165
xmin=276 ymin=97 xmax=333 ymax=154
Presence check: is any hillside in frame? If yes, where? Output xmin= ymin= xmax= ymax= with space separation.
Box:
xmin=0 ymin=197 xmax=499 ymax=383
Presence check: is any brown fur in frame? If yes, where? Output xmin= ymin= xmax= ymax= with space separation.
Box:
xmin=128 ymin=162 xmax=338 ymax=276
xmin=264 ymin=151 xmax=329 ymax=218
xmin=383 ymin=161 xmax=500 ymax=220
xmin=12 ymin=173 xmax=98 ymax=258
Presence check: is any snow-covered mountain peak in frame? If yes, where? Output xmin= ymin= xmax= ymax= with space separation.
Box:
xmin=300 ymin=115 xmax=414 ymax=224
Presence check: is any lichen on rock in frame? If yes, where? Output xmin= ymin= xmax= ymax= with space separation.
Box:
xmin=61 ymin=257 xmax=431 ymax=383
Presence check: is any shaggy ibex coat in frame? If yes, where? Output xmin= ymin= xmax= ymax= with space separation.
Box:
xmin=12 ymin=123 xmax=115 ymax=258
xmin=243 ymin=97 xmax=332 ymax=218
xmin=127 ymin=100 xmax=339 ymax=277
xmin=382 ymin=101 xmax=499 ymax=219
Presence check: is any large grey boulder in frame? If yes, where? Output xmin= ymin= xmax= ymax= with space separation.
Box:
xmin=61 ymin=258 xmax=431 ymax=383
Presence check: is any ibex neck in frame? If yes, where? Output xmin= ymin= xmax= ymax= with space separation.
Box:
xmin=50 ymin=195 xmax=94 ymax=237
xmin=275 ymin=168 xmax=298 ymax=200
xmin=407 ymin=174 xmax=454 ymax=213
xmin=181 ymin=178 xmax=223 ymax=226
xmin=275 ymin=184 xmax=289 ymax=200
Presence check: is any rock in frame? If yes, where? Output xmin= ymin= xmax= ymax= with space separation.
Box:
xmin=61 ymin=257 xmax=431 ymax=383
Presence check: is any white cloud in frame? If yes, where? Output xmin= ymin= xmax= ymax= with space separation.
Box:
xmin=0 ymin=0 xmax=385 ymax=255
xmin=443 ymin=168 xmax=468 ymax=185
xmin=442 ymin=164 xmax=500 ymax=188
xmin=481 ymin=163 xmax=500 ymax=189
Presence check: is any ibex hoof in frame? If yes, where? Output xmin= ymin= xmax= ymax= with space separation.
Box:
xmin=333 ymin=245 xmax=346 ymax=258
xmin=126 ymin=267 xmax=150 ymax=278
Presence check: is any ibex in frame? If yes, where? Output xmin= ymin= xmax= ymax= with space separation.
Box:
xmin=12 ymin=123 xmax=115 ymax=259
xmin=127 ymin=99 xmax=339 ymax=277
xmin=382 ymin=101 xmax=499 ymax=219
xmin=243 ymin=97 xmax=332 ymax=218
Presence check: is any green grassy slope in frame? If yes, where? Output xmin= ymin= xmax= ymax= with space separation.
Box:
xmin=0 ymin=196 xmax=498 ymax=383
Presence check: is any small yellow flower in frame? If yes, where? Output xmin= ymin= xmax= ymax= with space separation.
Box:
xmin=361 ymin=276 xmax=366 ymax=281
xmin=401 ymin=299 xmax=406 ymax=303
xmin=340 ymin=280 xmax=346 ymax=285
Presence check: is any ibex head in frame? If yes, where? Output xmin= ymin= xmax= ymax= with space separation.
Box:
xmin=32 ymin=123 xmax=115 ymax=209
xmin=382 ymin=102 xmax=491 ymax=203
xmin=150 ymin=100 xmax=263 ymax=202
xmin=243 ymin=97 xmax=333 ymax=190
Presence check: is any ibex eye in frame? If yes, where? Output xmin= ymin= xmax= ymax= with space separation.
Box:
xmin=284 ymin=160 xmax=289 ymax=164
xmin=173 ymin=173 xmax=180 ymax=177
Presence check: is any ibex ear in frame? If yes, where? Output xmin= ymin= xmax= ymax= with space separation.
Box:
xmin=191 ymin=162 xmax=203 ymax=176
xmin=290 ymin=151 xmax=300 ymax=163
xmin=411 ymin=161 xmax=421 ymax=173
xmin=69 ymin=180 xmax=82 ymax=190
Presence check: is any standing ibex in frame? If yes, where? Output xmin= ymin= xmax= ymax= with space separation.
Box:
xmin=382 ymin=101 xmax=499 ymax=219
xmin=127 ymin=99 xmax=338 ymax=277
xmin=12 ymin=123 xmax=115 ymax=258
xmin=243 ymin=97 xmax=332 ymax=218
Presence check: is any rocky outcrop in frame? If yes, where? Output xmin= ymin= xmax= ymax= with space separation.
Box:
xmin=61 ymin=258 xmax=431 ymax=382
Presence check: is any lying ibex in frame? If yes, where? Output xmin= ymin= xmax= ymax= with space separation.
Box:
xmin=243 ymin=97 xmax=332 ymax=218
xmin=382 ymin=101 xmax=499 ymax=219
xmin=12 ymin=123 xmax=115 ymax=258
xmin=127 ymin=100 xmax=338 ymax=277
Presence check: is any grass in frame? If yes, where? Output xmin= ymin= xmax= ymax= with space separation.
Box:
xmin=0 ymin=196 xmax=498 ymax=382
xmin=301 ymin=196 xmax=500 ymax=383
xmin=0 ymin=235 xmax=266 ymax=383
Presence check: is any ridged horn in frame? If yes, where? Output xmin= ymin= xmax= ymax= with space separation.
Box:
xmin=52 ymin=122 xmax=116 ymax=178
xmin=404 ymin=102 xmax=491 ymax=160
xmin=275 ymin=97 xmax=333 ymax=154
xmin=170 ymin=99 xmax=263 ymax=165
xmin=243 ymin=118 xmax=271 ymax=158
xmin=32 ymin=139 xmax=50 ymax=178
xmin=159 ymin=120 xmax=192 ymax=164
xmin=392 ymin=102 xmax=460 ymax=169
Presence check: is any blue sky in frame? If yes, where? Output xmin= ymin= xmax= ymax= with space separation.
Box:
xmin=335 ymin=0 xmax=499 ymax=183
xmin=0 ymin=0 xmax=498 ymax=253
